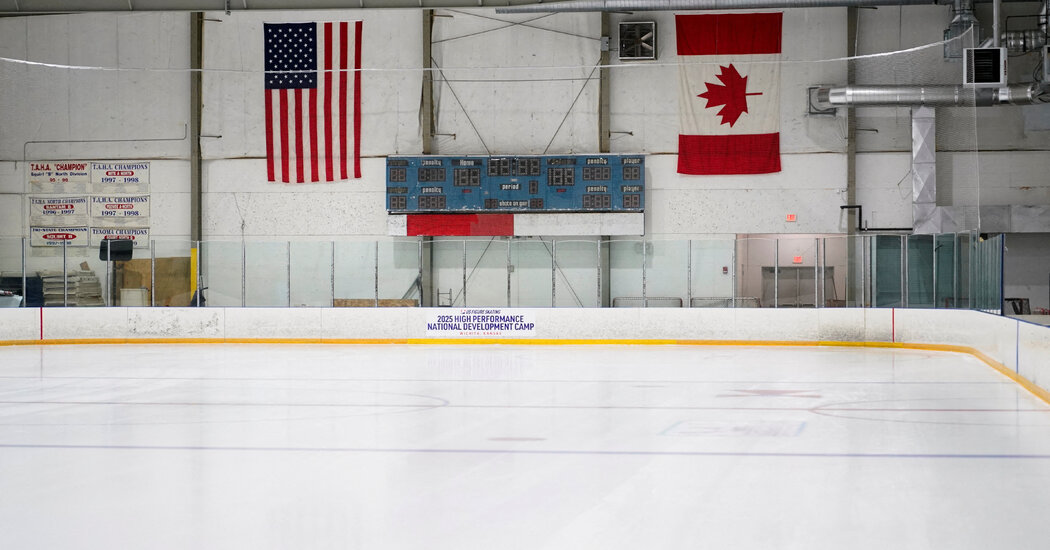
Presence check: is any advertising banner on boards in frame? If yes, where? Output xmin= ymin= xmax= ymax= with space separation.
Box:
xmin=425 ymin=308 xmax=537 ymax=338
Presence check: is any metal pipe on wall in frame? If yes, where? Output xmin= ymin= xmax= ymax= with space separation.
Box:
xmin=819 ymin=83 xmax=1050 ymax=107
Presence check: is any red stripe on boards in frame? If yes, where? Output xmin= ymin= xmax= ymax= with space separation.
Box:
xmin=264 ymin=92 xmax=275 ymax=182
xmin=294 ymin=89 xmax=305 ymax=183
xmin=278 ymin=89 xmax=290 ymax=183
xmin=339 ymin=22 xmax=350 ymax=180
xmin=677 ymin=133 xmax=781 ymax=175
xmin=309 ymin=88 xmax=319 ymax=182
xmin=675 ymin=13 xmax=783 ymax=56
xmin=406 ymin=214 xmax=515 ymax=236
xmin=323 ymin=22 xmax=335 ymax=182
xmin=353 ymin=20 xmax=363 ymax=179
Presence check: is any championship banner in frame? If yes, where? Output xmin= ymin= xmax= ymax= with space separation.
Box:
xmin=90 ymin=227 xmax=150 ymax=249
xmin=30 ymin=226 xmax=89 ymax=247
xmin=28 ymin=162 xmax=91 ymax=193
xmin=29 ymin=196 xmax=89 ymax=225
xmin=91 ymin=162 xmax=150 ymax=193
xmin=425 ymin=308 xmax=536 ymax=338
xmin=91 ymin=195 xmax=150 ymax=224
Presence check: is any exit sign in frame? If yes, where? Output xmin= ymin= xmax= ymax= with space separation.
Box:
xmin=786 ymin=214 xmax=797 ymax=222
xmin=792 ymin=256 xmax=803 ymax=264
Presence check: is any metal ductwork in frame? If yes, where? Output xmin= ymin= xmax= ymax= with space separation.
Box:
xmin=943 ymin=0 xmax=980 ymax=58
xmin=0 ymin=0 xmax=542 ymax=12
xmin=816 ymin=82 xmax=1050 ymax=107
xmin=911 ymin=107 xmax=939 ymax=234
xmin=495 ymin=0 xmax=1044 ymax=13
xmin=497 ymin=0 xmax=945 ymax=12
xmin=909 ymin=105 xmax=1050 ymax=234
xmin=993 ymin=0 xmax=1049 ymax=53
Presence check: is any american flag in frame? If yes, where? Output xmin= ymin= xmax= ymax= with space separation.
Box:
xmin=264 ymin=21 xmax=362 ymax=183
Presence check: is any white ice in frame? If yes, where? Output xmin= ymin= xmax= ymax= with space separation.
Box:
xmin=0 ymin=344 xmax=1048 ymax=549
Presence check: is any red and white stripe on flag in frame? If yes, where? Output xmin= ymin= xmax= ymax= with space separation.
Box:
xmin=676 ymin=13 xmax=782 ymax=175
xmin=264 ymin=21 xmax=362 ymax=183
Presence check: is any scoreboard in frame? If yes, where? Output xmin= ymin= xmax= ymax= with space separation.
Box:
xmin=386 ymin=154 xmax=644 ymax=213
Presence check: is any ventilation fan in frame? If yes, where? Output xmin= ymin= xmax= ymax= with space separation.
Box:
xmin=963 ymin=47 xmax=1007 ymax=88
xmin=619 ymin=22 xmax=656 ymax=61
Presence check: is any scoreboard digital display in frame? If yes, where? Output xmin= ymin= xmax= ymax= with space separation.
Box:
xmin=386 ymin=155 xmax=644 ymax=213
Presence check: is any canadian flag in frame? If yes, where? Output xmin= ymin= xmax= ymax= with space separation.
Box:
xmin=676 ymin=13 xmax=782 ymax=175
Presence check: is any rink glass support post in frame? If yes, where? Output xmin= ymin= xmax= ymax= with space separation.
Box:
xmin=552 ymin=239 xmax=557 ymax=308
xmin=641 ymin=239 xmax=647 ymax=308
xmin=506 ymin=238 xmax=511 ymax=308
xmin=238 ymin=241 xmax=243 ymax=308
xmin=774 ymin=239 xmax=779 ymax=309
xmin=732 ymin=238 xmax=737 ymax=308
xmin=932 ymin=235 xmax=937 ymax=308
xmin=596 ymin=239 xmax=601 ymax=309
xmin=151 ymin=241 xmax=156 ymax=307
xmin=419 ymin=239 xmax=425 ymax=308
xmin=63 ymin=240 xmax=68 ymax=307
xmin=952 ymin=234 xmax=958 ymax=308
xmin=902 ymin=236 xmax=908 ymax=308
xmin=687 ymin=240 xmax=693 ymax=308
xmin=815 ymin=238 xmax=820 ymax=308
xmin=195 ymin=240 xmax=202 ymax=307
xmin=375 ymin=241 xmax=380 ymax=308
xmin=21 ymin=237 xmax=26 ymax=307
xmin=106 ymin=240 xmax=112 ymax=307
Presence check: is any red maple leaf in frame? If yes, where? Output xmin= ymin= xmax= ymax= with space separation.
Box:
xmin=698 ymin=64 xmax=762 ymax=127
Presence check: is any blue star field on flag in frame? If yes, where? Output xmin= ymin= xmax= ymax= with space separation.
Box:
xmin=264 ymin=23 xmax=317 ymax=90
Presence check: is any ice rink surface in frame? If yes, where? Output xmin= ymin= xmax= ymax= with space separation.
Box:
xmin=1 ymin=343 xmax=1049 ymax=549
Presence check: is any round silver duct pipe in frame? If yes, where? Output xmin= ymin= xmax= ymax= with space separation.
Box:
xmin=495 ymin=0 xmax=1046 ymax=13
xmin=817 ymin=83 xmax=1050 ymax=106
xmin=497 ymin=0 xmax=943 ymax=13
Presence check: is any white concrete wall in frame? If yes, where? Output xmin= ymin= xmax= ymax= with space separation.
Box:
xmin=1004 ymin=233 xmax=1050 ymax=312
xmin=1 ymin=6 xmax=1047 ymax=304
